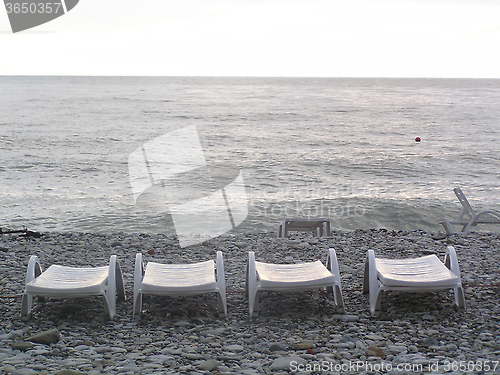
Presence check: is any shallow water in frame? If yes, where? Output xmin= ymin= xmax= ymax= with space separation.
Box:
xmin=1 ymin=76 xmax=499 ymax=235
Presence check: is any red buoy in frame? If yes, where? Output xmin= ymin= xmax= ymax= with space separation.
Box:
xmin=415 ymin=137 xmax=421 ymax=142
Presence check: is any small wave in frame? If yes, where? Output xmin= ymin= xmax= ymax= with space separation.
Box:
xmin=80 ymin=167 xmax=101 ymax=172
xmin=142 ymin=110 xmax=163 ymax=114
xmin=13 ymin=165 xmax=35 ymax=170
xmin=172 ymin=115 xmax=204 ymax=119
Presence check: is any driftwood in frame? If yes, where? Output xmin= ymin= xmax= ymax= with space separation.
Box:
xmin=0 ymin=228 xmax=41 ymax=238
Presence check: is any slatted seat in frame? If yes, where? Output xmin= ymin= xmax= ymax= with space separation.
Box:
xmin=141 ymin=261 xmax=219 ymax=293
xmin=255 ymin=261 xmax=336 ymax=290
xmin=363 ymin=246 xmax=465 ymax=316
xmin=246 ymin=249 xmax=344 ymax=317
xmin=375 ymin=255 xmax=460 ymax=288
xmin=133 ymin=251 xmax=227 ymax=319
xmin=21 ymin=255 xmax=125 ymax=321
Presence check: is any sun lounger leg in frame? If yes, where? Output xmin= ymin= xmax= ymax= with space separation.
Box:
xmin=21 ymin=256 xmax=43 ymax=321
xmin=454 ymin=286 xmax=465 ymax=310
xmin=362 ymin=258 xmax=369 ymax=295
xmin=365 ymin=250 xmax=382 ymax=317
xmin=216 ymin=251 xmax=228 ymax=318
xmin=104 ymin=255 xmax=119 ymax=320
xmin=249 ymin=291 xmax=259 ymax=318
xmin=133 ymin=253 xmax=145 ymax=319
xmin=133 ymin=293 xmax=143 ymax=319
xmin=115 ymin=259 xmax=126 ymax=302
xmin=326 ymin=249 xmax=344 ymax=312
xmin=371 ymin=290 xmax=382 ymax=317
xmin=462 ymin=225 xmax=471 ymax=233
xmin=444 ymin=246 xmax=465 ymax=310
xmin=216 ymin=293 xmax=226 ymax=317
xmin=102 ymin=294 xmax=112 ymax=321
xmin=247 ymin=251 xmax=259 ymax=318
xmin=334 ymin=285 xmax=345 ymax=313
xmin=21 ymin=294 xmax=32 ymax=322
xmin=444 ymin=246 xmax=459 ymax=275
xmin=439 ymin=220 xmax=455 ymax=235
xmin=464 ymin=211 xmax=500 ymax=234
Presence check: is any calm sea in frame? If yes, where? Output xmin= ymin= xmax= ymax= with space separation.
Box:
xmin=1 ymin=76 xmax=500 ymax=235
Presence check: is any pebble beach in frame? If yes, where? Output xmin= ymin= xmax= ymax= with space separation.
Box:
xmin=1 ymin=229 xmax=500 ymax=375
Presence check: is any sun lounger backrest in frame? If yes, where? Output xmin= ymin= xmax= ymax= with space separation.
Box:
xmin=440 ymin=187 xmax=500 ymax=234
xmin=453 ymin=187 xmax=476 ymax=219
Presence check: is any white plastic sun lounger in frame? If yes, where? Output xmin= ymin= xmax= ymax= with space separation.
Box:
xmin=363 ymin=246 xmax=465 ymax=317
xmin=21 ymin=255 xmax=125 ymax=321
xmin=277 ymin=217 xmax=331 ymax=238
xmin=133 ymin=251 xmax=227 ymax=319
xmin=246 ymin=248 xmax=344 ymax=317
xmin=440 ymin=187 xmax=500 ymax=234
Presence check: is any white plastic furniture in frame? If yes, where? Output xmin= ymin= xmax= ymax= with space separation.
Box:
xmin=363 ymin=246 xmax=465 ymax=317
xmin=133 ymin=251 xmax=227 ymax=319
xmin=246 ymin=249 xmax=344 ymax=317
xmin=278 ymin=218 xmax=331 ymax=238
xmin=440 ymin=187 xmax=500 ymax=234
xmin=21 ymin=255 xmax=125 ymax=321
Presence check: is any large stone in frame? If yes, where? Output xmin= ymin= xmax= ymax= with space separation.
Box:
xmin=11 ymin=369 xmax=38 ymax=375
xmin=421 ymin=314 xmax=436 ymax=321
xmin=224 ymin=344 xmax=244 ymax=352
xmin=432 ymin=233 xmax=447 ymax=240
xmin=269 ymin=343 xmax=287 ymax=352
xmin=27 ymin=329 xmax=61 ymax=345
xmin=422 ymin=337 xmax=439 ymax=347
xmin=271 ymin=356 xmax=307 ymax=371
xmin=365 ymin=334 xmax=385 ymax=341
xmin=182 ymin=353 xmax=203 ymax=360
xmin=293 ymin=341 xmax=314 ymax=350
xmin=341 ymin=315 xmax=360 ymax=322
xmin=200 ymin=328 xmax=226 ymax=336
xmin=53 ymin=371 xmax=84 ymax=375
xmin=365 ymin=345 xmax=386 ymax=359
xmin=198 ymin=359 xmax=219 ymax=371
xmin=11 ymin=341 xmax=33 ymax=351
xmin=149 ymin=354 xmax=175 ymax=364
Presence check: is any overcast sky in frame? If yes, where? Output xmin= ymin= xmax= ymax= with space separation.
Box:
xmin=1 ymin=0 xmax=499 ymax=77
